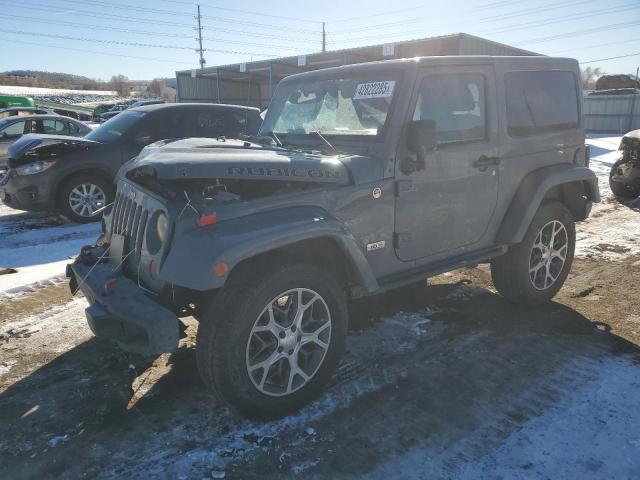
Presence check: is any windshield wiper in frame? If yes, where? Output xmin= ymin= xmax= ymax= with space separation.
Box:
xmin=311 ymin=130 xmax=337 ymax=155
xmin=259 ymin=131 xmax=282 ymax=147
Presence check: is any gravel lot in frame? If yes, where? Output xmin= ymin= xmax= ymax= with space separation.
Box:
xmin=1 ymin=136 xmax=639 ymax=479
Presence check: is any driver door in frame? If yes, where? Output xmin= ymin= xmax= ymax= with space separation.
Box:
xmin=394 ymin=65 xmax=499 ymax=262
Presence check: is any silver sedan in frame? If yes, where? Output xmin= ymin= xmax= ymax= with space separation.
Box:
xmin=0 ymin=115 xmax=92 ymax=167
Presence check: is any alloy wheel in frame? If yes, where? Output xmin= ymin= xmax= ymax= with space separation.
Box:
xmin=68 ymin=183 xmax=106 ymax=218
xmin=245 ymin=288 xmax=332 ymax=397
xmin=529 ymin=220 xmax=568 ymax=290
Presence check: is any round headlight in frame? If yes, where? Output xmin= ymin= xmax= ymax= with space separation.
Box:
xmin=156 ymin=211 xmax=168 ymax=243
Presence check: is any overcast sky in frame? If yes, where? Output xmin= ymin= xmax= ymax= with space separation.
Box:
xmin=0 ymin=0 xmax=638 ymax=80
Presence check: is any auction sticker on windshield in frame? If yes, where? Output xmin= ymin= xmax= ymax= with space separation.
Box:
xmin=353 ymin=81 xmax=396 ymax=100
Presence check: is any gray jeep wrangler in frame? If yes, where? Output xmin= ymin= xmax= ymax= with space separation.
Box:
xmin=68 ymin=56 xmax=599 ymax=419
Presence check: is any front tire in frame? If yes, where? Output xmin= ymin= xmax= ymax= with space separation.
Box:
xmin=491 ymin=201 xmax=575 ymax=303
xmin=196 ymin=262 xmax=347 ymax=420
xmin=609 ymin=158 xmax=640 ymax=199
xmin=58 ymin=175 xmax=113 ymax=223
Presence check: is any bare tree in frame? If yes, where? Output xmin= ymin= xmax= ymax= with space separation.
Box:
xmin=146 ymin=79 xmax=162 ymax=97
xmin=109 ymin=74 xmax=131 ymax=96
xmin=581 ymin=67 xmax=604 ymax=90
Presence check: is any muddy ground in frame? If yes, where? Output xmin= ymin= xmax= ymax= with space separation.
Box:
xmin=1 ymin=251 xmax=639 ymax=479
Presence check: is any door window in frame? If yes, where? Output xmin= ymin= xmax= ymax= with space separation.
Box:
xmin=42 ymin=119 xmax=66 ymax=134
xmin=413 ymin=73 xmax=486 ymax=144
xmin=1 ymin=121 xmax=26 ymax=137
xmin=65 ymin=121 xmax=80 ymax=135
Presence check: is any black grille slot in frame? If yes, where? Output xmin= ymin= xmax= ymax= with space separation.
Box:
xmin=110 ymin=188 xmax=149 ymax=255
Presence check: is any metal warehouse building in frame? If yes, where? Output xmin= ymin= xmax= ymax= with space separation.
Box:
xmin=175 ymin=33 xmax=538 ymax=109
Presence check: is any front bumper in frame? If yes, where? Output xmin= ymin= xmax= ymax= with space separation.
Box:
xmin=0 ymin=168 xmax=54 ymax=212
xmin=67 ymin=247 xmax=179 ymax=355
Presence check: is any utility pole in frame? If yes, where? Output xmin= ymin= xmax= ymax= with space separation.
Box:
xmin=322 ymin=22 xmax=326 ymax=53
xmin=196 ymin=4 xmax=206 ymax=69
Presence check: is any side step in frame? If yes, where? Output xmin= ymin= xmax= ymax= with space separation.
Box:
xmin=372 ymin=245 xmax=507 ymax=295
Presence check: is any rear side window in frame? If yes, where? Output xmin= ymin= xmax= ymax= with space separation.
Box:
xmin=413 ymin=73 xmax=486 ymax=144
xmin=505 ymin=71 xmax=579 ymax=137
xmin=193 ymin=110 xmax=249 ymax=138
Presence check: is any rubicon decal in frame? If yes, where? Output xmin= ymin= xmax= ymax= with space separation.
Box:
xmin=227 ymin=166 xmax=342 ymax=179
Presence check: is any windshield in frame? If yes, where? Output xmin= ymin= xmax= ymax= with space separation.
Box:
xmin=86 ymin=111 xmax=145 ymax=143
xmin=260 ymin=74 xmax=399 ymax=139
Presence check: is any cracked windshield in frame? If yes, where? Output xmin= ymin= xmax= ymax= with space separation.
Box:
xmin=262 ymin=77 xmax=397 ymax=136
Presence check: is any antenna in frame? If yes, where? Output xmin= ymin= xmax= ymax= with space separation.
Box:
xmin=196 ymin=5 xmax=206 ymax=69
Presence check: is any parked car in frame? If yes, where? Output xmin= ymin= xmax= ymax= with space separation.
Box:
xmin=0 ymin=115 xmax=91 ymax=168
xmin=0 ymin=103 xmax=262 ymax=222
xmin=0 ymin=107 xmax=54 ymax=119
xmin=610 ymin=129 xmax=640 ymax=198
xmin=129 ymin=99 xmax=165 ymax=108
xmin=99 ymin=104 xmax=129 ymax=123
xmin=66 ymin=56 xmax=599 ymax=419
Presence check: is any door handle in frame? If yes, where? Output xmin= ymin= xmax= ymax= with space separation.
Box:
xmin=473 ymin=155 xmax=500 ymax=171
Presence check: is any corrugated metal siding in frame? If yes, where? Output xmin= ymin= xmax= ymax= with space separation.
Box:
xmin=583 ymin=94 xmax=640 ymax=133
xmin=458 ymin=36 xmax=536 ymax=56
xmin=176 ymin=74 xmax=218 ymax=102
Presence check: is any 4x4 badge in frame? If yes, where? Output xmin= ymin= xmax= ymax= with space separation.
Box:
xmin=372 ymin=187 xmax=382 ymax=199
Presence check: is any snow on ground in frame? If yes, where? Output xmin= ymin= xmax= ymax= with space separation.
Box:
xmin=0 ymin=203 xmax=99 ymax=297
xmin=578 ymin=135 xmax=640 ymax=260
xmin=367 ymin=355 xmax=640 ymax=479
xmin=0 ymin=85 xmax=117 ymax=96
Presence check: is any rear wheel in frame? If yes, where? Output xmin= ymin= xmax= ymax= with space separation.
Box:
xmin=609 ymin=158 xmax=640 ymax=199
xmin=491 ymin=201 xmax=575 ymax=303
xmin=196 ymin=262 xmax=347 ymax=420
xmin=58 ymin=175 xmax=113 ymax=223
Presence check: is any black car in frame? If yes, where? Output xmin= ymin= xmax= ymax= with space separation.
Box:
xmin=0 ymin=103 xmax=262 ymax=222
xmin=610 ymin=129 xmax=640 ymax=199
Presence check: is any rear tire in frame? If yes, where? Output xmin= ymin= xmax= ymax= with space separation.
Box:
xmin=196 ymin=262 xmax=347 ymax=420
xmin=609 ymin=158 xmax=640 ymax=199
xmin=58 ymin=175 xmax=113 ymax=224
xmin=491 ymin=201 xmax=575 ymax=303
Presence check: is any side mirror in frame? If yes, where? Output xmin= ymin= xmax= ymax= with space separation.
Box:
xmin=406 ymin=119 xmax=437 ymax=154
xmin=133 ymin=134 xmax=153 ymax=147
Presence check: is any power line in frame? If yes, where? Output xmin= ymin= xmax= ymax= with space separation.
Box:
xmin=157 ymin=0 xmax=322 ymax=24
xmin=0 ymin=29 xmax=280 ymax=57
xmin=513 ymin=20 xmax=640 ymax=46
xmin=4 ymin=13 xmax=307 ymax=51
xmin=52 ymin=0 xmax=321 ymax=34
xmin=328 ymin=5 xmax=429 ymax=24
xmin=546 ymin=38 xmax=640 ymax=54
xmin=478 ymin=0 xmax=597 ymax=23
xmin=3 ymin=0 xmax=321 ymax=44
xmin=3 ymin=0 xmax=195 ymax=28
xmin=0 ymin=37 xmax=195 ymax=65
xmin=482 ymin=4 xmax=640 ymax=35
xmin=329 ymin=18 xmax=424 ymax=35
xmin=580 ymin=52 xmax=640 ymax=64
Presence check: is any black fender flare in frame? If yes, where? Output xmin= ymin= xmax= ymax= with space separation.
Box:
xmin=496 ymin=164 xmax=600 ymax=245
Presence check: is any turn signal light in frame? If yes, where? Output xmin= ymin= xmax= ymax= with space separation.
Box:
xmin=213 ymin=261 xmax=229 ymax=277
xmin=197 ymin=212 xmax=217 ymax=227
xmin=150 ymin=260 xmax=158 ymax=279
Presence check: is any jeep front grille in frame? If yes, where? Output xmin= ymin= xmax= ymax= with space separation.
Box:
xmin=111 ymin=190 xmax=149 ymax=269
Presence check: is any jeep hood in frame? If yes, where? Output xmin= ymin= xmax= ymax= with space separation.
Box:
xmin=124 ymin=137 xmax=352 ymax=185
xmin=8 ymin=134 xmax=99 ymax=167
